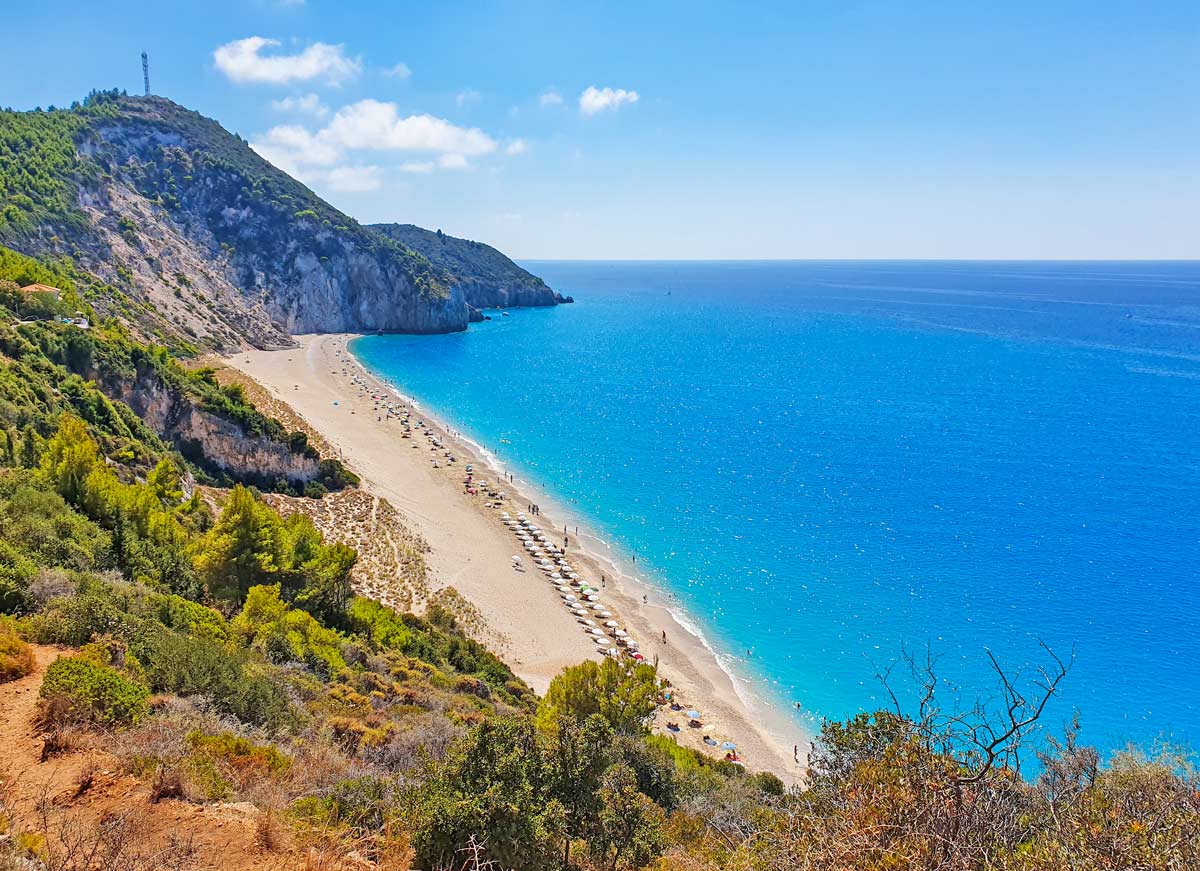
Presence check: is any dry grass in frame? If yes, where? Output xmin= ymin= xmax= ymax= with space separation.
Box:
xmin=0 ymin=778 xmax=196 ymax=871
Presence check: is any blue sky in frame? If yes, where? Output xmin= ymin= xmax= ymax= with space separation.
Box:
xmin=3 ymin=0 xmax=1197 ymax=259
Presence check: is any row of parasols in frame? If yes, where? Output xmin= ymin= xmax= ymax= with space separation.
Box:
xmin=503 ymin=511 xmax=645 ymax=662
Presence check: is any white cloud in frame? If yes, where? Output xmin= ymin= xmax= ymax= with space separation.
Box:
xmin=324 ymin=165 xmax=382 ymax=192
xmin=399 ymin=161 xmax=435 ymax=174
xmin=270 ymin=93 xmax=329 ymax=118
xmin=579 ymin=85 xmax=639 ymax=115
xmin=456 ymin=89 xmax=481 ymax=109
xmin=250 ymin=124 xmax=341 ymax=167
xmin=251 ymin=97 xmax=511 ymax=182
xmin=539 ymin=89 xmax=563 ymax=107
xmin=323 ymin=99 xmax=497 ymax=155
xmin=213 ymin=36 xmax=360 ymax=85
xmin=383 ymin=62 xmax=411 ymax=79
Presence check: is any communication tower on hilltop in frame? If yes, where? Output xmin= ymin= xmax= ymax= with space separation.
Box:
xmin=142 ymin=52 xmax=150 ymax=96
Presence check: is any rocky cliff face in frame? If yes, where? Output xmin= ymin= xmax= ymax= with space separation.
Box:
xmin=370 ymin=223 xmax=568 ymax=311
xmin=1 ymin=94 xmax=566 ymax=350
xmin=2 ymin=95 xmax=519 ymax=350
xmin=97 ymin=363 xmax=321 ymax=486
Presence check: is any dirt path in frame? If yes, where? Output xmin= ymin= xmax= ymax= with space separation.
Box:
xmin=0 ymin=646 xmax=307 ymax=870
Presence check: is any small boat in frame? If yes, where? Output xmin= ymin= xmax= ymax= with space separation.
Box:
xmin=501 ymin=311 xmax=510 ymax=317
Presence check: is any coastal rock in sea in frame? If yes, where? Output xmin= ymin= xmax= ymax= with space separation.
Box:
xmin=370 ymin=223 xmax=562 ymax=310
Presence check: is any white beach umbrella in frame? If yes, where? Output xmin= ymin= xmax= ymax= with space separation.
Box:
xmin=593 ymin=636 xmax=610 ymax=646
xmin=604 ymin=620 xmax=619 ymax=628
xmin=615 ymin=629 xmax=628 ymax=638
xmin=511 ymin=555 xmax=522 ymax=564
xmin=584 ymin=594 xmax=599 ymax=602
xmin=563 ymin=594 xmax=577 ymax=603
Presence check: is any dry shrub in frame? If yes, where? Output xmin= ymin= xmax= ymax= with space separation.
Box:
xmin=72 ymin=763 xmax=97 ymax=798
xmin=254 ymin=807 xmax=281 ymax=853
xmin=28 ymin=568 xmax=76 ymax=607
xmin=362 ymin=712 xmax=461 ymax=773
xmin=149 ymin=766 xmax=184 ymax=803
xmin=0 ymin=618 xmax=34 ymax=684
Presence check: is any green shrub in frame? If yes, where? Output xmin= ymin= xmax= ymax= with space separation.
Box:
xmin=39 ymin=654 xmax=149 ymax=726
xmin=0 ymin=539 xmax=35 ymax=614
xmin=137 ymin=630 xmax=295 ymax=732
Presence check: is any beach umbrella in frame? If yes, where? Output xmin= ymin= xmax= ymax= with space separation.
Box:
xmin=615 ymin=629 xmax=628 ymax=638
xmin=567 ymin=572 xmax=579 ymax=580
xmin=584 ymin=594 xmax=599 ymax=602
xmin=604 ymin=620 xmax=619 ymax=628
xmin=632 ymin=652 xmax=645 ymax=661
xmin=582 ymin=619 xmax=596 ymax=627
xmin=563 ymin=594 xmax=577 ymax=603
xmin=721 ymin=742 xmax=737 ymax=751
xmin=593 ymin=637 xmax=610 ymax=646
xmin=511 ymin=555 xmax=522 ymax=564
xmin=687 ymin=710 xmax=701 ymax=719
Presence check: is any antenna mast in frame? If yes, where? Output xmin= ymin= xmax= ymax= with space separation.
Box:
xmin=141 ymin=52 xmax=150 ymax=96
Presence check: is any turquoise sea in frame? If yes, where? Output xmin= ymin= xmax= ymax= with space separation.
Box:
xmin=353 ymin=261 xmax=1200 ymax=757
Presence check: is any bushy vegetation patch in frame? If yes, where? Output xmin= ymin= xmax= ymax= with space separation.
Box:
xmin=0 ymin=615 xmax=34 ymax=682
xmin=39 ymin=654 xmax=149 ymax=726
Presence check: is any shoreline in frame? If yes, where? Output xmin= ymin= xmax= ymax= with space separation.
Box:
xmin=226 ymin=333 xmax=807 ymax=782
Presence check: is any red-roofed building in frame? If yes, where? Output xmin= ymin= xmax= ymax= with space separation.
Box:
xmin=19 ymin=283 xmax=62 ymax=300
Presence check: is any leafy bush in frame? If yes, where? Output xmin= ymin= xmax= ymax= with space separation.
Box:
xmin=0 ymin=615 xmax=34 ymax=682
xmin=39 ymin=654 xmax=149 ymax=726
xmin=0 ymin=538 xmax=36 ymax=613
xmin=136 ymin=629 xmax=295 ymax=732
xmin=232 ymin=584 xmax=346 ymax=676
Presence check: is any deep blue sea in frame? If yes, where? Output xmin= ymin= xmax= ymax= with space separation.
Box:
xmin=353 ymin=261 xmax=1200 ymax=757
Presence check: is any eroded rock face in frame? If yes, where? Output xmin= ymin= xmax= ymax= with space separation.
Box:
xmin=22 ymin=97 xmax=476 ymax=350
xmin=100 ymin=367 xmax=320 ymax=485
xmin=4 ymin=96 xmax=563 ymax=351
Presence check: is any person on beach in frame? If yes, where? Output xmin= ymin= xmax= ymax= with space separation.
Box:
xmin=794 ymin=745 xmax=799 ymax=763
xmin=662 ymin=630 xmax=667 ymax=644
xmin=643 ymin=594 xmax=648 ymax=604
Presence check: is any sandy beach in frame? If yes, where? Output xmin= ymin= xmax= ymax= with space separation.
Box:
xmin=226 ymin=333 xmax=805 ymax=782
